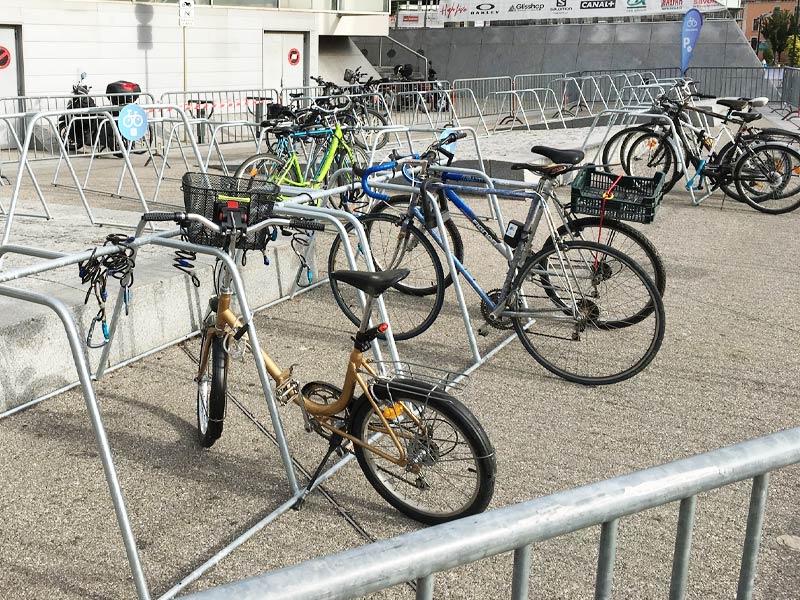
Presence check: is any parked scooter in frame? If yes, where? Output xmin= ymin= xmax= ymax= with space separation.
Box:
xmin=58 ymin=73 xmax=101 ymax=152
xmin=58 ymin=74 xmax=143 ymax=154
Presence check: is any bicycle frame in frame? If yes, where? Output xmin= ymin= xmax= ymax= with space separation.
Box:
xmin=198 ymin=256 xmax=416 ymax=467
xmin=271 ymin=123 xmax=355 ymax=188
xmin=392 ymin=169 xmax=577 ymax=320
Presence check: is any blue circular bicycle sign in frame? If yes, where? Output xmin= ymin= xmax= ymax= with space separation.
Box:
xmin=117 ymin=104 xmax=148 ymax=141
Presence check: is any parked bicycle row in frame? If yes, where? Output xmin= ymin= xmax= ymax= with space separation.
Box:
xmin=600 ymin=78 xmax=800 ymax=214
xmin=31 ymin=70 xmax=800 ymax=532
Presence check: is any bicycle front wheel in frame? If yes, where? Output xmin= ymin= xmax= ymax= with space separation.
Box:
xmin=733 ymin=143 xmax=800 ymax=214
xmin=349 ymin=384 xmax=496 ymax=525
xmin=511 ymin=241 xmax=665 ymax=386
xmin=370 ymin=194 xmax=464 ymax=293
xmin=625 ymin=131 xmax=682 ymax=194
xmin=196 ymin=331 xmax=228 ymax=447
xmin=327 ymin=214 xmax=445 ymax=340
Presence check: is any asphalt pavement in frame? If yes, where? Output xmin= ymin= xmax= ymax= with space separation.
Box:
xmin=0 ymin=129 xmax=798 ymax=599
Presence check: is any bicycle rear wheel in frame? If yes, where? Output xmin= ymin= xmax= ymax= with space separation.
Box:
xmin=327 ymin=214 xmax=445 ymax=340
xmin=196 ymin=331 xmax=228 ymax=447
xmin=549 ymin=216 xmax=666 ymax=298
xmin=511 ymin=240 xmax=665 ymax=385
xmin=349 ymin=384 xmax=496 ymax=525
xmin=733 ymin=143 xmax=800 ymax=214
xmin=234 ymin=152 xmax=290 ymax=187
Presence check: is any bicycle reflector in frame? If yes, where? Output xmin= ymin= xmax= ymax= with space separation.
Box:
xmin=377 ymin=323 xmax=388 ymax=333
xmin=382 ymin=403 xmax=405 ymax=420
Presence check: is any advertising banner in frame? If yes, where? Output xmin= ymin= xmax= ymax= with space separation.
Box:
xmin=438 ymin=0 xmax=725 ymax=22
xmin=681 ymin=9 xmax=703 ymax=75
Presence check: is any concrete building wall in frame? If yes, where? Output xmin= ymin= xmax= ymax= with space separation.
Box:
xmin=0 ymin=0 xmax=388 ymax=98
xmin=356 ymin=20 xmax=761 ymax=81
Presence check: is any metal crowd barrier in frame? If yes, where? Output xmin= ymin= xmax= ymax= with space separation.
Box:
xmin=0 ymin=91 xmax=157 ymax=162
xmin=453 ymin=76 xmax=513 ymax=118
xmin=0 ymin=104 xmax=207 ymax=253
xmin=159 ymin=88 xmax=280 ymax=145
xmin=181 ymin=426 xmax=800 ymax=600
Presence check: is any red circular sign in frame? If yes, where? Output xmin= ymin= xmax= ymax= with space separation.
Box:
xmin=287 ymin=48 xmax=300 ymax=66
xmin=0 ymin=47 xmax=10 ymax=70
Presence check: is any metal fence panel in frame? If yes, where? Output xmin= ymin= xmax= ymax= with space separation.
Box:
xmin=453 ymin=77 xmax=512 ymax=117
xmin=182 ymin=427 xmax=800 ymax=600
xmin=781 ymin=67 xmax=800 ymax=108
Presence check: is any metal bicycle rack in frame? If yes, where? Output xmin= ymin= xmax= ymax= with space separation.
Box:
xmin=0 ymin=177 xmax=403 ymax=599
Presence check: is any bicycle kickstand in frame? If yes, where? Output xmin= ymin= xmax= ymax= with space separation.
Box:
xmin=293 ymin=432 xmax=344 ymax=510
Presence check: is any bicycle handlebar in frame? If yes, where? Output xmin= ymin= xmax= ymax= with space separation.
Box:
xmin=358 ymin=131 xmax=469 ymax=200
xmin=142 ymin=211 xmax=188 ymax=223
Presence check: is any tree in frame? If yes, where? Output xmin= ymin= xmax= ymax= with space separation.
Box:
xmin=764 ymin=47 xmax=775 ymax=65
xmin=760 ymin=8 xmax=797 ymax=63
xmin=787 ymin=34 xmax=800 ymax=65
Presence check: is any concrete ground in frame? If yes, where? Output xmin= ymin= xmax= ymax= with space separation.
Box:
xmin=0 ymin=127 xmax=798 ymax=599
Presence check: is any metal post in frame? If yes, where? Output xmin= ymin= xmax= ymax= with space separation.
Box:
xmin=736 ymin=474 xmax=770 ymax=600
xmin=416 ymin=574 xmax=435 ymax=600
xmin=511 ymin=544 xmax=532 ymax=600
xmin=0 ymin=286 xmax=152 ymax=600
xmin=594 ymin=519 xmax=619 ymax=600
xmin=669 ymin=495 xmax=697 ymax=600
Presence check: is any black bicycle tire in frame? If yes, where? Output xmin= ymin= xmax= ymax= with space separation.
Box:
xmin=326 ymin=213 xmax=446 ymax=341
xmin=329 ymin=146 xmax=368 ymax=211
xmin=601 ymin=126 xmax=652 ymax=173
xmin=370 ymin=195 xmax=464 ymax=293
xmin=197 ymin=332 xmax=227 ymax=447
xmin=349 ymin=387 xmax=495 ymax=525
xmin=733 ymin=143 xmax=800 ymax=214
xmin=549 ymin=216 xmax=666 ymax=298
xmin=511 ymin=240 xmax=666 ymax=386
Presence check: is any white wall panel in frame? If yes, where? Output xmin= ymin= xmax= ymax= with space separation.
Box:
xmin=0 ymin=0 xmax=384 ymax=98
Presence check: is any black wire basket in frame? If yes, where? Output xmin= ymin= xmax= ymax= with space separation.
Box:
xmin=181 ymin=172 xmax=279 ymax=250
xmin=571 ymin=167 xmax=665 ymax=224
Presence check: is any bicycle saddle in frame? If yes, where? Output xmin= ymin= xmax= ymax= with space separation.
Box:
xmin=530 ymin=146 xmax=585 ymax=165
xmin=510 ymin=146 xmax=585 ymax=177
xmin=717 ymin=98 xmax=749 ymax=111
xmin=330 ymin=269 xmax=410 ymax=297
xmin=271 ymin=126 xmax=297 ymax=137
xmin=732 ymin=111 xmax=761 ymax=123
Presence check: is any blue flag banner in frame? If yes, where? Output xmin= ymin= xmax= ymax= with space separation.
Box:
xmin=681 ymin=9 xmax=703 ymax=76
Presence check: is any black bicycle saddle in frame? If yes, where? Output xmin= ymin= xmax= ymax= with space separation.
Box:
xmin=718 ymin=98 xmax=749 ymax=111
xmin=330 ymin=269 xmax=410 ymax=297
xmin=732 ymin=111 xmax=761 ymax=123
xmin=530 ymin=146 xmax=585 ymax=165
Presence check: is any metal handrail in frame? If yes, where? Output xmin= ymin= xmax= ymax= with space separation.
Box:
xmin=182 ymin=427 xmax=800 ymax=600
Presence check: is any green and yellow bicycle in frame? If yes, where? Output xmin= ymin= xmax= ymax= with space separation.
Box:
xmin=234 ymin=103 xmax=369 ymax=210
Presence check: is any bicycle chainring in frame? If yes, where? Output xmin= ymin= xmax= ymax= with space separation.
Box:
xmin=480 ymin=289 xmax=515 ymax=330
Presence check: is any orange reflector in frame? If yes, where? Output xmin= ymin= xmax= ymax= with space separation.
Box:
xmin=382 ymin=403 xmax=405 ymax=419
xmin=249 ymin=168 xmax=258 ymax=177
